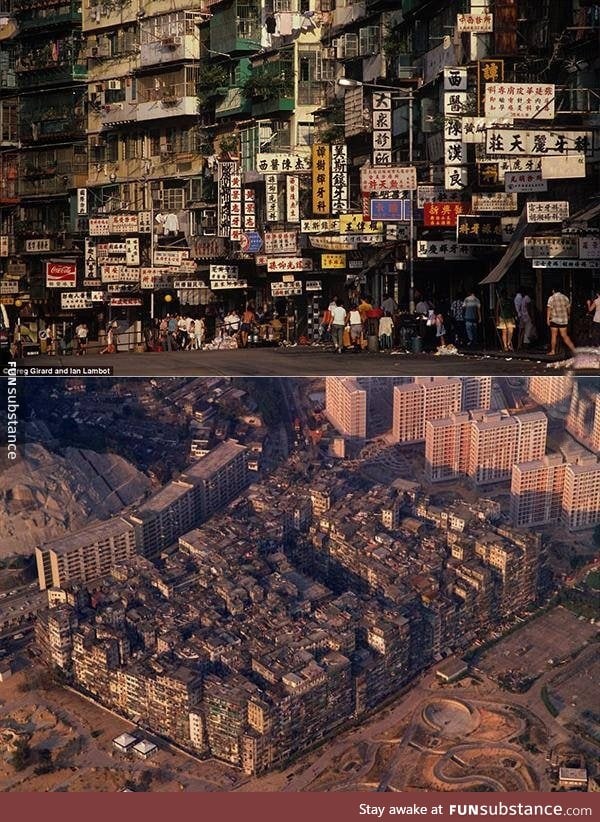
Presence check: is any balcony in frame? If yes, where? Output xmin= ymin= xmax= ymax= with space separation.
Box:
xmin=140 ymin=35 xmax=201 ymax=68
xmin=137 ymin=83 xmax=199 ymax=123
xmin=215 ymin=87 xmax=251 ymax=119
xmin=209 ymin=1 xmax=261 ymax=54
xmin=100 ymin=100 xmax=139 ymax=128
xmin=19 ymin=147 xmax=87 ymax=197
xmin=16 ymin=0 xmax=81 ymax=32
xmin=16 ymin=60 xmax=87 ymax=88
xmin=20 ymin=114 xmax=86 ymax=144
xmin=251 ymin=96 xmax=294 ymax=117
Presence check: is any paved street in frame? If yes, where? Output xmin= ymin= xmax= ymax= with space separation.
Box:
xmin=11 ymin=348 xmax=577 ymax=377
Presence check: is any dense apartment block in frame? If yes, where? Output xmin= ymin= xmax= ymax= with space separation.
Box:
xmin=35 ymin=517 xmax=137 ymax=591
xmin=392 ymin=378 xmax=462 ymax=444
xmin=562 ymin=458 xmax=600 ymax=532
xmin=425 ymin=412 xmax=472 ymax=483
xmin=510 ymin=454 xmax=567 ymax=528
xmin=325 ymin=376 xmax=367 ymax=439
xmin=528 ymin=376 xmax=573 ymax=411
xmin=567 ymin=380 xmax=600 ymax=454
xmin=461 ymin=377 xmax=492 ymax=413
xmin=468 ymin=410 xmax=547 ymax=486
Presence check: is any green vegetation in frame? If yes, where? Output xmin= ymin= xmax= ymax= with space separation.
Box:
xmin=592 ymin=524 xmax=600 ymax=548
xmin=242 ymin=64 xmax=294 ymax=102
xmin=197 ymin=64 xmax=229 ymax=107
xmin=585 ymin=569 xmax=600 ymax=590
xmin=11 ymin=738 xmax=31 ymax=772
xmin=540 ymin=685 xmax=559 ymax=718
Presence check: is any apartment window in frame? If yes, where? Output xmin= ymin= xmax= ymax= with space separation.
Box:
xmin=149 ymin=131 xmax=161 ymax=157
xmin=297 ymin=123 xmax=313 ymax=146
xmin=162 ymin=185 xmax=185 ymax=211
xmin=105 ymin=136 xmax=119 ymax=163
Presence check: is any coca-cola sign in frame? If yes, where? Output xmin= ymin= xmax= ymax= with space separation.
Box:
xmin=46 ymin=261 xmax=77 ymax=288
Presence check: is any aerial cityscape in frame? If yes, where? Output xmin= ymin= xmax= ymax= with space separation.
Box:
xmin=0 ymin=0 xmax=599 ymax=376
xmin=0 ymin=375 xmax=598 ymax=792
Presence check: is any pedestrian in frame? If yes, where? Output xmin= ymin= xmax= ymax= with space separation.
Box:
xmin=192 ymin=317 xmax=205 ymax=350
xmin=358 ymin=294 xmax=373 ymax=324
xmin=347 ymin=303 xmax=363 ymax=352
xmin=75 ymin=322 xmax=88 ymax=356
xmin=450 ymin=292 xmax=466 ymax=346
xmin=99 ymin=321 xmax=117 ymax=355
xmin=378 ymin=311 xmax=394 ymax=350
xmin=495 ymin=289 xmax=516 ymax=352
xmin=166 ymin=314 xmax=177 ymax=351
xmin=240 ymin=303 xmax=256 ymax=349
xmin=224 ymin=308 xmax=240 ymax=337
xmin=318 ymin=303 xmax=333 ymax=343
xmin=515 ymin=287 xmax=536 ymax=349
xmin=329 ymin=298 xmax=347 ymax=354
xmin=381 ymin=292 xmax=397 ymax=317
xmin=547 ymin=287 xmax=576 ymax=356
xmin=463 ymin=289 xmax=482 ymax=347
xmin=177 ymin=315 xmax=188 ymax=350
xmin=435 ymin=313 xmax=447 ymax=348
xmin=586 ymin=290 xmax=600 ymax=347
xmin=366 ymin=301 xmax=383 ymax=336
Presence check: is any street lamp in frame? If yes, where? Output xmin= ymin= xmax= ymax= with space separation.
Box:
xmin=337 ymin=77 xmax=416 ymax=313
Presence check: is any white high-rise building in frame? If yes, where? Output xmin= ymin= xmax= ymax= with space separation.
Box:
xmin=393 ymin=378 xmax=462 ymax=444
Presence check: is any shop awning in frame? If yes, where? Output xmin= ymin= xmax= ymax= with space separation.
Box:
xmin=479 ymin=206 xmax=528 ymax=285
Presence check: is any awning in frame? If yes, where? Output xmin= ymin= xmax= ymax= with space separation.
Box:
xmin=566 ymin=199 xmax=600 ymax=225
xmin=479 ymin=206 xmax=528 ymax=285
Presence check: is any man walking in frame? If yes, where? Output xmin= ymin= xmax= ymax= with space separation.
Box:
xmin=463 ymin=289 xmax=482 ymax=347
xmin=547 ymin=287 xmax=575 ymax=356
xmin=329 ymin=298 xmax=347 ymax=354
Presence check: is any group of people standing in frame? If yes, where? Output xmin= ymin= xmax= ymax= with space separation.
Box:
xmin=323 ymin=295 xmax=394 ymax=353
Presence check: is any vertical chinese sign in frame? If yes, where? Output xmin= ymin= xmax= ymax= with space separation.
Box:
xmin=443 ymin=67 xmax=469 ymax=192
xmin=243 ymin=187 xmax=256 ymax=230
xmin=372 ymin=91 xmax=392 ymax=166
xmin=286 ymin=176 xmax=300 ymax=223
xmin=476 ymin=59 xmax=504 ymax=115
xmin=330 ymin=144 xmax=348 ymax=215
xmin=265 ymin=174 xmax=279 ymax=223
xmin=217 ymin=161 xmax=235 ymax=238
xmin=230 ymin=168 xmax=242 ymax=241
xmin=312 ymin=143 xmax=331 ymax=216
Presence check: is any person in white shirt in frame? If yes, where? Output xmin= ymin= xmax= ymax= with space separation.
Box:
xmin=328 ymin=298 xmax=347 ymax=354
xmin=587 ymin=290 xmax=600 ymax=346
xmin=347 ymin=304 xmax=363 ymax=352
xmin=224 ymin=309 xmax=240 ymax=336
xmin=379 ymin=312 xmax=394 ymax=350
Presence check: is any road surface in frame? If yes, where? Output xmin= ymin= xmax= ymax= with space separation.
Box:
xmin=10 ymin=348 xmax=577 ymax=377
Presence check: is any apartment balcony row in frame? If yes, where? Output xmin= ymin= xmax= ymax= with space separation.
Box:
xmin=19 ymin=171 xmax=87 ymax=198
xmin=15 ymin=60 xmax=87 ymax=88
xmin=20 ymin=114 xmax=86 ymax=145
xmin=15 ymin=0 xmax=81 ymax=32
xmin=100 ymin=84 xmax=199 ymax=127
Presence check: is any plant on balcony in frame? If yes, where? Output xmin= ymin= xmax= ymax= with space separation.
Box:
xmin=315 ymin=101 xmax=345 ymax=144
xmin=197 ymin=64 xmax=230 ymax=108
xmin=218 ymin=134 xmax=239 ymax=157
xmin=242 ymin=64 xmax=294 ymax=102
xmin=382 ymin=26 xmax=407 ymax=60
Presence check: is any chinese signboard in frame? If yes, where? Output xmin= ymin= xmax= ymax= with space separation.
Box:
xmin=265 ymin=174 xmax=279 ymax=223
xmin=229 ymin=169 xmax=242 ymax=242
xmin=154 ymin=249 xmax=189 ymax=266
xmin=541 ymin=154 xmax=586 ymax=180
xmin=372 ymin=90 xmax=392 ymax=166
xmin=89 ymin=218 xmax=110 ymax=237
xmin=301 ymin=219 xmax=338 ymax=233
xmin=457 ymin=215 xmax=503 ymax=245
xmin=321 ymin=254 xmax=346 ymax=269
xmin=416 ymin=240 xmax=473 ymax=260
xmin=0 ymin=236 xmax=8 ymax=256
xmin=244 ymin=186 xmax=256 ymax=231
xmin=360 ymin=165 xmax=417 ymax=194
xmin=286 ymin=176 xmax=299 ymax=223
xmin=370 ymin=199 xmax=412 ymax=221
xmin=445 ymin=166 xmax=468 ymax=190
xmin=46 ymin=261 xmax=77 ymax=288
xmin=266 ymin=257 xmax=313 ymax=273
xmin=523 ymin=237 xmax=578 ymax=259
xmin=444 ymin=67 xmax=467 ymax=91
xmin=108 ymin=214 xmax=138 ymax=234
xmin=526 ymin=201 xmax=569 ymax=223
xmin=210 ymin=279 xmax=248 ymax=290
xmin=477 ymin=60 xmax=504 ymax=115
xmin=61 ymin=292 xmax=92 ymax=310
xmin=264 ymin=231 xmax=297 ymax=254
xmin=457 ymin=13 xmax=493 ymax=32
xmin=417 ymin=186 xmax=463 ymax=207
xmin=77 ymin=188 xmax=88 ymax=216
xmin=485 ymin=83 xmax=555 ymax=120
xmin=125 ymin=238 xmax=139 ymax=267
xmin=26 ymin=239 xmax=51 ymax=252
xmin=486 ymin=129 xmax=591 ymax=156
xmin=271 ymin=281 xmax=303 ymax=297
xmin=210 ymin=264 xmax=238 ymax=278
xmin=331 ymin=144 xmax=348 ymax=215
xmin=532 ymin=259 xmax=598 ymax=269
xmin=472 ymin=192 xmax=518 ymax=212
xmin=579 ymin=236 xmax=600 ymax=259
xmin=312 ymin=143 xmax=331 ymax=216
xmin=339 ymin=214 xmax=383 ymax=234
xmin=305 ymin=280 xmax=322 ymax=292
xmin=504 ymin=171 xmax=547 ymax=193
xmin=256 ymin=153 xmax=311 ymax=173
xmin=217 ymin=161 xmax=235 ymax=238
xmin=423 ymin=202 xmax=469 ymax=227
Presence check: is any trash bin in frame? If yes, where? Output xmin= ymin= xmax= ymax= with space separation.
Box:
xmin=412 ymin=335 xmax=423 ymax=354
xmin=367 ymin=334 xmax=379 ymax=353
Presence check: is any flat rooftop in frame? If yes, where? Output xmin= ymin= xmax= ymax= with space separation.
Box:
xmin=133 ymin=480 xmax=192 ymax=518
xmin=39 ymin=517 xmax=134 ymax=556
xmin=182 ymin=439 xmax=246 ymax=482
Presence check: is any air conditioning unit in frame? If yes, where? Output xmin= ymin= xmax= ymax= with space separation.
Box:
xmin=161 ymin=35 xmax=181 ymax=48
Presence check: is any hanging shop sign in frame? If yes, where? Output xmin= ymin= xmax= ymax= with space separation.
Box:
xmin=125 ymin=238 xmax=139 ymax=267
xmin=445 ymin=166 xmax=468 ymax=191
xmin=423 ymin=202 xmax=469 ymax=227
xmin=457 ymin=12 xmax=493 ymax=32
xmin=416 ymin=241 xmax=473 ymax=260
xmin=210 ymin=264 xmax=238 ymax=279
xmin=108 ymin=214 xmax=138 ymax=234
xmin=444 ymin=67 xmax=467 ymax=91
xmin=532 ymin=258 xmax=599 ymax=269
xmin=240 ymin=231 xmax=263 ymax=253
xmin=266 ymin=257 xmax=313 ymax=273
xmin=243 ymin=188 xmax=256 ymax=231
xmin=504 ymin=171 xmax=547 ymax=193
xmin=417 ymin=186 xmax=463 ymax=207
xmin=26 ymin=239 xmax=52 ymax=252
xmin=579 ymin=236 xmax=600 ymax=259
xmin=330 ymin=144 xmax=348 ymax=215
xmin=7 ymin=263 xmax=26 ymax=277
xmin=264 ymin=231 xmax=297 ymax=254
xmin=256 ymin=153 xmax=311 ymax=173
xmin=265 ymin=174 xmax=279 ymax=223
xmin=210 ymin=279 xmax=248 ymax=290
xmin=101 ymin=265 xmax=140 ymax=283
xmin=217 ymin=160 xmax=235 ymax=238
xmin=457 ymin=215 xmax=503 ymax=245
xmin=305 ymin=280 xmax=322 ymax=292
xmin=476 ymin=60 xmax=504 ymax=115
xmin=286 ymin=176 xmax=300 ymax=223
xmin=61 ymin=292 xmax=93 ymax=310
xmin=312 ymin=143 xmax=331 ymax=216
xmin=309 ymin=235 xmax=384 ymax=250
xmin=46 ymin=261 xmax=77 ymax=288
xmin=301 ymin=219 xmax=338 ymax=233
xmin=444 ymin=91 xmax=469 ymax=116
xmin=229 ymin=169 xmax=242 ymax=242
xmin=271 ymin=281 xmax=303 ymax=297
xmin=77 ymin=188 xmax=88 ymax=216
xmin=541 ymin=155 xmax=586 ymax=180
xmin=370 ymin=199 xmax=412 ymax=222
xmin=485 ymin=83 xmax=555 ymax=120
xmin=501 ymin=217 xmax=519 ymax=243
xmin=526 ymin=201 xmax=569 ymax=223
xmin=0 ymin=280 xmax=18 ymax=294
xmin=109 ymin=297 xmax=142 ymax=306
xmin=472 ymin=192 xmax=518 ymax=212
xmin=154 ymin=249 xmax=189 ymax=266
xmin=173 ymin=280 xmax=208 ymax=289
xmin=339 ymin=214 xmax=384 ymax=234
xmin=321 ymin=253 xmax=346 ymax=269
xmin=523 ymin=237 xmax=578 ymax=259
xmin=485 ymin=130 xmax=591 ymax=157
xmin=360 ymin=165 xmax=417 ymax=195
xmin=372 ymin=90 xmax=392 ymax=166
xmin=138 ymin=212 xmax=152 ymax=234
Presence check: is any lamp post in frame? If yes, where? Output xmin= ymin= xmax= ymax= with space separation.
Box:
xmin=337 ymin=78 xmax=416 ymax=312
